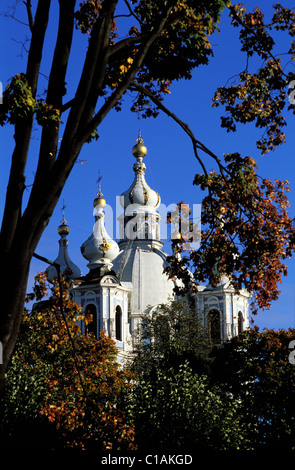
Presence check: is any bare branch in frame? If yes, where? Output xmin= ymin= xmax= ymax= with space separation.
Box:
xmin=0 ymin=1 xmax=29 ymax=28
xmin=61 ymin=98 xmax=75 ymax=113
xmin=108 ymin=35 xmax=143 ymax=57
xmin=78 ymin=4 xmax=175 ymax=145
xmin=130 ymin=80 xmax=227 ymax=176
xmin=23 ymin=0 xmax=34 ymax=32
xmin=123 ymin=0 xmax=141 ymax=24
xmin=11 ymin=36 xmax=30 ymax=56
xmin=129 ymin=80 xmax=230 ymax=228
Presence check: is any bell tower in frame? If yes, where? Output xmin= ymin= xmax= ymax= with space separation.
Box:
xmin=196 ymin=276 xmax=251 ymax=344
xmin=46 ymin=202 xmax=82 ymax=282
xmin=71 ymin=176 xmax=132 ymax=363
xmin=118 ymin=131 xmax=162 ymax=247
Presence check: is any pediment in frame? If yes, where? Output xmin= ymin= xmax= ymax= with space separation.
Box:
xmin=100 ymin=275 xmax=119 ymax=285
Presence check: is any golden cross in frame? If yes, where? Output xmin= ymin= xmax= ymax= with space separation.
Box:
xmin=61 ymin=199 xmax=67 ymax=224
xmin=97 ymin=170 xmax=103 ymax=196
xmin=136 ymin=130 xmax=143 ymax=144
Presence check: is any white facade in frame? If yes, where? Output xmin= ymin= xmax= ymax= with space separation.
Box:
xmin=72 ymin=273 xmax=132 ymax=363
xmin=48 ymin=133 xmax=250 ymax=358
xmin=196 ymin=277 xmax=250 ymax=343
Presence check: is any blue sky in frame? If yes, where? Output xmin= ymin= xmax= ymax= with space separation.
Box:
xmin=0 ymin=1 xmax=295 ymax=331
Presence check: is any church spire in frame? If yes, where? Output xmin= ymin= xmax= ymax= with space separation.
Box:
xmin=80 ymin=174 xmax=119 ymax=275
xmin=58 ymin=200 xmax=69 ymax=235
xmin=120 ymin=131 xmax=160 ymax=207
xmin=46 ymin=202 xmax=82 ymax=282
xmin=119 ymin=132 xmax=162 ymax=244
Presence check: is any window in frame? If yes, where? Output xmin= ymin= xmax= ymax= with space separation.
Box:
xmin=238 ymin=311 xmax=243 ymax=334
xmin=143 ymin=221 xmax=151 ymax=239
xmin=208 ymin=309 xmax=221 ymax=344
xmin=115 ymin=305 xmax=122 ymax=341
xmin=85 ymin=304 xmax=98 ymax=338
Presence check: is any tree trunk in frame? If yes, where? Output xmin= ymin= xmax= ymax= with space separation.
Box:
xmin=0 ymin=253 xmax=32 ymax=394
xmin=0 ymin=0 xmax=175 ymax=396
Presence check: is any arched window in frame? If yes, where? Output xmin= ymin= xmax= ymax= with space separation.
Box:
xmin=238 ymin=311 xmax=243 ymax=334
xmin=115 ymin=305 xmax=123 ymax=341
xmin=208 ymin=309 xmax=221 ymax=344
xmin=85 ymin=304 xmax=98 ymax=338
xmin=143 ymin=221 xmax=151 ymax=239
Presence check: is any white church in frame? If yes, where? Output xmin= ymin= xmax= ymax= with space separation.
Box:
xmin=46 ymin=133 xmax=250 ymax=362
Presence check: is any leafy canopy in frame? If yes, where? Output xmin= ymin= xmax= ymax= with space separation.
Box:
xmin=1 ymin=0 xmax=295 ymax=391
xmin=0 ymin=273 xmax=136 ymax=450
xmin=123 ymin=360 xmax=250 ymax=451
xmin=164 ymin=3 xmax=295 ymax=316
xmin=210 ymin=326 xmax=295 ymax=449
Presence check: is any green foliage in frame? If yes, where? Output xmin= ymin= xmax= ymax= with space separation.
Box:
xmin=213 ymin=4 xmax=295 ymax=154
xmin=124 ymin=298 xmax=250 ymax=451
xmin=100 ymin=0 xmax=229 ymax=118
xmin=0 ymin=273 xmax=136 ymax=450
xmin=131 ymin=0 xmax=227 ymax=81
xmin=74 ymin=0 xmax=102 ymax=34
xmin=125 ymin=298 xmax=295 ymax=451
xmin=0 ymin=73 xmax=61 ymax=127
xmin=35 ymin=100 xmax=61 ymax=126
xmin=85 ymin=128 xmax=99 ymax=143
xmin=167 ymin=155 xmax=294 ymax=315
xmin=210 ymin=326 xmax=295 ymax=450
xmin=129 ymin=298 xmax=212 ymax=377
xmin=123 ymin=361 xmax=250 ymax=451
xmin=0 ymin=73 xmax=35 ymax=125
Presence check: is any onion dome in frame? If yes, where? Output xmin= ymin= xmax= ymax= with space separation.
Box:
xmin=46 ymin=204 xmax=82 ymax=282
xmin=120 ymin=131 xmax=160 ymax=210
xmin=80 ymin=174 xmax=119 ymax=274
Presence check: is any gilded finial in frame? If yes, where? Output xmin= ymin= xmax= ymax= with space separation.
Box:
xmin=58 ymin=199 xmax=69 ymax=235
xmin=93 ymin=170 xmax=106 ymax=208
xmin=132 ymin=130 xmax=147 ymax=158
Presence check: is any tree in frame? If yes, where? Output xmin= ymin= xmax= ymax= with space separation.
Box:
xmin=124 ymin=299 xmax=250 ymax=451
xmin=0 ymin=273 xmax=136 ymax=450
xmin=129 ymin=298 xmax=212 ymax=378
xmin=0 ymin=0 xmax=228 ymax=392
xmin=210 ymin=326 xmax=295 ymax=450
xmin=163 ymin=3 xmax=295 ymax=316
xmin=213 ymin=4 xmax=295 ymax=155
xmin=122 ymin=360 xmax=250 ymax=451
xmin=1 ymin=0 xmax=295 ymax=393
